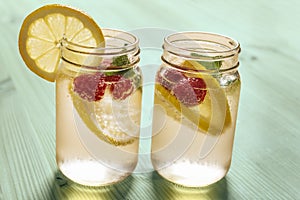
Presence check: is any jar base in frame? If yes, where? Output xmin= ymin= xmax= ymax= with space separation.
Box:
xmin=58 ymin=159 xmax=130 ymax=186
xmin=155 ymin=161 xmax=228 ymax=187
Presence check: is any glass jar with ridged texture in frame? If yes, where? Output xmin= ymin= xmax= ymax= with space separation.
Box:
xmin=56 ymin=29 xmax=142 ymax=186
xmin=151 ymin=32 xmax=241 ymax=187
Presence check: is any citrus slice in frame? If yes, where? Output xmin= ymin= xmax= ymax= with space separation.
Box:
xmin=18 ymin=4 xmax=105 ymax=82
xmin=70 ymin=87 xmax=142 ymax=146
xmin=93 ymin=89 xmax=142 ymax=144
xmin=69 ymin=72 xmax=142 ymax=146
xmin=155 ymin=61 xmax=231 ymax=135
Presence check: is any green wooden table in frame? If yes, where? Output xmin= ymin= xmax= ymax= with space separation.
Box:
xmin=1 ymin=0 xmax=299 ymax=199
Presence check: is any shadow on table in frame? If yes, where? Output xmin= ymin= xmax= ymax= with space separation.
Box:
xmin=149 ymin=171 xmax=228 ymax=200
xmin=49 ymin=170 xmax=134 ymax=200
xmin=42 ymin=170 xmax=227 ymax=199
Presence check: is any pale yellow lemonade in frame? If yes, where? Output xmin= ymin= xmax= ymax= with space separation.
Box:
xmin=152 ymin=69 xmax=240 ymax=186
xmin=56 ymin=58 xmax=142 ymax=186
xmin=151 ymin=32 xmax=241 ymax=187
xmin=54 ymin=30 xmax=142 ymax=185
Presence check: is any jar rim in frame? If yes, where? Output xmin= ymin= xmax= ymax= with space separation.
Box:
xmin=61 ymin=28 xmax=139 ymax=55
xmin=60 ymin=28 xmax=140 ymax=70
xmin=163 ymin=31 xmax=240 ymax=59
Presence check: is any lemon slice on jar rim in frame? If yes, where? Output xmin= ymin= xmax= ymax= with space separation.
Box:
xmin=18 ymin=4 xmax=105 ymax=82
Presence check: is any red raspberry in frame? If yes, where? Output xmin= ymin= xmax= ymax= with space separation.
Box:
xmin=157 ymin=68 xmax=187 ymax=90
xmin=172 ymin=77 xmax=207 ymax=106
xmin=104 ymin=74 xmax=122 ymax=82
xmin=109 ymin=76 xmax=134 ymax=100
xmin=73 ymin=73 xmax=107 ymax=101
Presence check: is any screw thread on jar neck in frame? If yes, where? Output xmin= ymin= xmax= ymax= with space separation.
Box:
xmin=61 ymin=29 xmax=140 ymax=70
xmin=162 ymin=32 xmax=240 ymax=73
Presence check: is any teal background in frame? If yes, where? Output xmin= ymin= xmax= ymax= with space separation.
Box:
xmin=0 ymin=0 xmax=299 ymax=199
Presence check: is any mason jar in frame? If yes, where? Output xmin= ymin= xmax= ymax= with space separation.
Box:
xmin=56 ymin=29 xmax=142 ymax=186
xmin=151 ymin=32 xmax=241 ymax=187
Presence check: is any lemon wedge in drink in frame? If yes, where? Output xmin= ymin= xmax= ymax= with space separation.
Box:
xmin=70 ymin=88 xmax=142 ymax=146
xmin=18 ymin=4 xmax=105 ymax=82
xmin=70 ymin=80 xmax=141 ymax=147
xmin=155 ymin=61 xmax=231 ymax=135
xmin=69 ymin=70 xmax=142 ymax=146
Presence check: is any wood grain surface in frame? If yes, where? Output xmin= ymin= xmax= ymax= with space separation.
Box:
xmin=0 ymin=0 xmax=299 ymax=199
